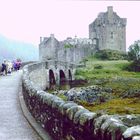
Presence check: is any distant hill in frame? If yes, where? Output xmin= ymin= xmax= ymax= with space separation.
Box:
xmin=0 ymin=35 xmax=38 ymax=63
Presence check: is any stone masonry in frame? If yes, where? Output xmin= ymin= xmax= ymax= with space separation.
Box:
xmin=89 ymin=6 xmax=127 ymax=52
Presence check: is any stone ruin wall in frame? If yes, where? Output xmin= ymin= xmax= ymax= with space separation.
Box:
xmin=22 ymin=62 xmax=140 ymax=140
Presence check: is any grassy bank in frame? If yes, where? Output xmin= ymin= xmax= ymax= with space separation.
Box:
xmin=76 ymin=59 xmax=140 ymax=80
xmin=75 ymin=58 xmax=140 ymax=114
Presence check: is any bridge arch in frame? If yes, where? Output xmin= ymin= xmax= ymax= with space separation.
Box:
xmin=59 ymin=70 xmax=66 ymax=86
xmin=49 ymin=69 xmax=56 ymax=89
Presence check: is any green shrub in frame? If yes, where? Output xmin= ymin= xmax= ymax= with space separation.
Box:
xmin=64 ymin=44 xmax=73 ymax=48
xmin=122 ymin=62 xmax=140 ymax=72
xmin=94 ymin=49 xmax=127 ymax=60
xmin=94 ymin=64 xmax=103 ymax=69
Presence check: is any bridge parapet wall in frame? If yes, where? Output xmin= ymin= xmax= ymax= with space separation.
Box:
xmin=25 ymin=61 xmax=76 ymax=90
xmin=22 ymin=62 xmax=140 ymax=140
xmin=25 ymin=62 xmax=47 ymax=90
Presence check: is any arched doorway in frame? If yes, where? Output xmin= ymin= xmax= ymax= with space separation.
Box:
xmin=59 ymin=70 xmax=66 ymax=86
xmin=49 ymin=69 xmax=56 ymax=90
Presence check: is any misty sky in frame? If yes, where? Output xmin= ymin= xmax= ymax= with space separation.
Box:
xmin=0 ymin=0 xmax=140 ymax=49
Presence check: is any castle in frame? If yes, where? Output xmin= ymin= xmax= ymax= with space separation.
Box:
xmin=39 ymin=6 xmax=127 ymax=63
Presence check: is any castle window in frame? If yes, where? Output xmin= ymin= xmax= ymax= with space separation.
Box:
xmin=111 ymin=32 xmax=113 ymax=39
xmin=93 ymin=38 xmax=97 ymax=45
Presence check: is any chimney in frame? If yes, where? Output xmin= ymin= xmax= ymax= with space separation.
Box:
xmin=107 ymin=6 xmax=113 ymax=14
xmin=50 ymin=34 xmax=54 ymax=38
xmin=107 ymin=6 xmax=113 ymax=23
xmin=40 ymin=37 xmax=43 ymax=43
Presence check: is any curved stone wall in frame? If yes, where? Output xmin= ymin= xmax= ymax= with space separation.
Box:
xmin=22 ymin=62 xmax=140 ymax=140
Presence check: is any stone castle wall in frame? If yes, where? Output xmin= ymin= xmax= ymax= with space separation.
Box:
xmin=22 ymin=62 xmax=140 ymax=140
xmin=89 ymin=6 xmax=126 ymax=52
xmin=39 ymin=36 xmax=95 ymax=64
xmin=39 ymin=35 xmax=59 ymax=61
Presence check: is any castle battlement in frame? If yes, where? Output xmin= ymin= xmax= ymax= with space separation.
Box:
xmin=64 ymin=37 xmax=93 ymax=46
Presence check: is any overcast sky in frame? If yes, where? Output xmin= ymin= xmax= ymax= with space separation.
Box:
xmin=0 ymin=0 xmax=140 ymax=49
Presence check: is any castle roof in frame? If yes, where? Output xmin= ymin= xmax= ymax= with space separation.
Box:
xmin=89 ymin=6 xmax=126 ymax=27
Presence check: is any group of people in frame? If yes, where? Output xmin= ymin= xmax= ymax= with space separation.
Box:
xmin=0 ymin=59 xmax=22 ymax=76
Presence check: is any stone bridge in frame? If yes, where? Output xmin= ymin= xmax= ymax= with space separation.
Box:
xmin=22 ymin=61 xmax=140 ymax=140
xmin=28 ymin=60 xmax=77 ymax=90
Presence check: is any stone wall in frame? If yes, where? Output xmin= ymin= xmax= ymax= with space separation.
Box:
xmin=22 ymin=62 xmax=140 ymax=140
xmin=28 ymin=62 xmax=47 ymax=90
xmin=52 ymin=85 xmax=113 ymax=103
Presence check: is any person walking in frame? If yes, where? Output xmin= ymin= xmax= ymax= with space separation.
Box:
xmin=1 ymin=60 xmax=7 ymax=75
xmin=16 ymin=59 xmax=22 ymax=70
xmin=7 ymin=60 xmax=13 ymax=74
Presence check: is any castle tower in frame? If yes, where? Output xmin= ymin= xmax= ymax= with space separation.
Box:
xmin=39 ymin=34 xmax=59 ymax=61
xmin=89 ymin=6 xmax=127 ymax=52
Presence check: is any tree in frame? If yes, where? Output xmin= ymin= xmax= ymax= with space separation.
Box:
xmin=128 ymin=40 xmax=140 ymax=71
xmin=128 ymin=40 xmax=140 ymax=62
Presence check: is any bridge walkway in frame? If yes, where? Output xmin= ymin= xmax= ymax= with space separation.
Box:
xmin=0 ymin=70 xmax=41 ymax=140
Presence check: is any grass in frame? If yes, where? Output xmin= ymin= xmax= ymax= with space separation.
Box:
xmin=76 ymin=59 xmax=140 ymax=80
xmin=80 ymin=98 xmax=140 ymax=115
xmin=103 ymin=78 xmax=140 ymax=96
xmin=75 ymin=58 xmax=140 ymax=114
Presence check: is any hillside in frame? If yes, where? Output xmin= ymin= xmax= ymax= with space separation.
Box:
xmin=0 ymin=35 xmax=38 ymax=63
